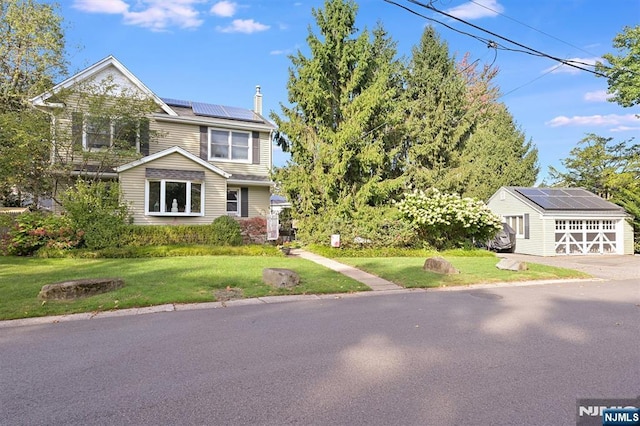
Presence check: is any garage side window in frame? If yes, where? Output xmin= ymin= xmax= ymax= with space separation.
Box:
xmin=505 ymin=215 xmax=525 ymax=238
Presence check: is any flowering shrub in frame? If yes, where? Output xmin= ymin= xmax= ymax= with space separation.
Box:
xmin=2 ymin=212 xmax=83 ymax=256
xmin=396 ymin=189 xmax=502 ymax=250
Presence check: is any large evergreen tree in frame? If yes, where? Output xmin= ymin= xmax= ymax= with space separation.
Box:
xmin=460 ymin=103 xmax=539 ymax=200
xmin=457 ymin=58 xmax=539 ymax=200
xmin=400 ymin=26 xmax=474 ymax=193
xmin=272 ymin=0 xmax=403 ymax=218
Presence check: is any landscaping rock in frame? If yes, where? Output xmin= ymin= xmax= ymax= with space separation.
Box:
xmin=496 ymin=258 xmax=528 ymax=271
xmin=39 ymin=278 xmax=124 ymax=300
xmin=262 ymin=268 xmax=300 ymax=289
xmin=423 ymin=257 xmax=460 ymax=274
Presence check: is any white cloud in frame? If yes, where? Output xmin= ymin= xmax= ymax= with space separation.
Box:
xmin=546 ymin=114 xmax=639 ymax=128
xmin=445 ymin=0 xmax=504 ymax=19
xmin=611 ymin=125 xmax=640 ymax=133
xmin=73 ymin=0 xmax=204 ymax=31
xmin=73 ymin=0 xmax=129 ymax=14
xmin=584 ymin=90 xmax=613 ymax=103
xmin=543 ymin=57 xmax=600 ymax=75
xmin=211 ymin=1 xmax=236 ymax=17
xmin=217 ymin=19 xmax=270 ymax=34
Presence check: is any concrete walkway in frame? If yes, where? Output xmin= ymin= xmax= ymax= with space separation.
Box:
xmin=290 ymin=249 xmax=404 ymax=291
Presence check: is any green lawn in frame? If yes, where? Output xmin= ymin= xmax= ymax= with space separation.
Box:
xmin=339 ymin=256 xmax=591 ymax=288
xmin=0 ymin=256 xmax=368 ymax=320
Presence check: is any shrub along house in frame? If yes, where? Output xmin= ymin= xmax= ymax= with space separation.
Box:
xmin=487 ymin=186 xmax=634 ymax=256
xmin=31 ymin=56 xmax=275 ymax=224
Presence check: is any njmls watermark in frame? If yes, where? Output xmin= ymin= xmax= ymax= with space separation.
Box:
xmin=577 ymin=397 xmax=640 ymax=426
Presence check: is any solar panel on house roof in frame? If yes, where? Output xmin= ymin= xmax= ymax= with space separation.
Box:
xmin=224 ymin=105 xmax=259 ymax=121
xmin=191 ymin=102 xmax=261 ymax=122
xmin=192 ymin=102 xmax=228 ymax=118
xmin=161 ymin=98 xmax=191 ymax=108
xmin=515 ymin=188 xmax=621 ymax=211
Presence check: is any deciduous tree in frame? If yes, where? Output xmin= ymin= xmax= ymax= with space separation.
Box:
xmin=596 ymin=25 xmax=640 ymax=107
xmin=547 ymin=133 xmax=639 ymax=199
xmin=0 ymin=0 xmax=67 ymax=206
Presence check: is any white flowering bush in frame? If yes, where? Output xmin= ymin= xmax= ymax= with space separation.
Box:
xmin=396 ymin=189 xmax=502 ymax=250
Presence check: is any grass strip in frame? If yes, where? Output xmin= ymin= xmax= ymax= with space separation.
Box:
xmin=0 ymin=256 xmax=368 ymax=320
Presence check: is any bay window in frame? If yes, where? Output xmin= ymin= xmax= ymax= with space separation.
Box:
xmin=147 ymin=179 xmax=203 ymax=216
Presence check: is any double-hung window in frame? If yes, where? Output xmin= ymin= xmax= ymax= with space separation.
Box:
xmin=226 ymin=188 xmax=240 ymax=216
xmin=147 ymin=179 xmax=203 ymax=216
xmin=505 ymin=215 xmax=525 ymax=238
xmin=209 ymin=129 xmax=250 ymax=162
xmin=79 ymin=114 xmax=141 ymax=151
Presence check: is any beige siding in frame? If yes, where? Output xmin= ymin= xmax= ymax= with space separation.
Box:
xmin=487 ymin=189 xmax=545 ymax=256
xmin=152 ymin=122 xmax=272 ymax=177
xmin=623 ymin=219 xmax=635 ymax=255
xmin=119 ymin=152 xmax=227 ymax=225
xmin=150 ymin=120 xmax=200 ymax=155
xmin=210 ymin=131 xmax=271 ymax=176
xmin=247 ymin=186 xmax=271 ymax=218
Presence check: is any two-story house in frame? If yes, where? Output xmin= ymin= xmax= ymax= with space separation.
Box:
xmin=30 ymin=56 xmax=275 ymax=225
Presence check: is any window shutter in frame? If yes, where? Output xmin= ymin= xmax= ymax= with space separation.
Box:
xmin=200 ymin=126 xmax=208 ymax=160
xmin=240 ymin=187 xmax=249 ymax=217
xmin=252 ymin=131 xmax=260 ymax=165
xmin=72 ymin=112 xmax=83 ymax=150
xmin=140 ymin=118 xmax=150 ymax=156
xmin=524 ymin=213 xmax=530 ymax=239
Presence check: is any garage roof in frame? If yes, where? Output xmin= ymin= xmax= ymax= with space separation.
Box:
xmin=512 ymin=187 xmax=624 ymax=212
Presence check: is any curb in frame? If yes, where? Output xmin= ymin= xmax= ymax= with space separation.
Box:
xmin=0 ymin=277 xmax=601 ymax=329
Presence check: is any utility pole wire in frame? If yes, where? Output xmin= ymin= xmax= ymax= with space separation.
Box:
xmin=402 ymin=0 xmax=608 ymax=77
xmin=467 ymin=0 xmax=600 ymax=58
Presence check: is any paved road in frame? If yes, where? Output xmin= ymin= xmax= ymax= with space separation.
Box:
xmin=501 ymin=253 xmax=640 ymax=280
xmin=1 ymin=279 xmax=638 ymax=426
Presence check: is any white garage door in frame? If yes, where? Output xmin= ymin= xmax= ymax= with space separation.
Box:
xmin=555 ymin=220 xmax=618 ymax=255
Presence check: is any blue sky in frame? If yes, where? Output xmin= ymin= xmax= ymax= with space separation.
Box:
xmin=59 ymin=0 xmax=639 ymax=182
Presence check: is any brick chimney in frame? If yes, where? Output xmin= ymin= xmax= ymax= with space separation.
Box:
xmin=253 ymin=85 xmax=263 ymax=115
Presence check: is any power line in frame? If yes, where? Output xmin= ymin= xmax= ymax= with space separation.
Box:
xmin=401 ymin=0 xmax=607 ymax=77
xmin=466 ymin=0 xmax=599 ymax=58
xmin=499 ymin=63 xmax=563 ymax=99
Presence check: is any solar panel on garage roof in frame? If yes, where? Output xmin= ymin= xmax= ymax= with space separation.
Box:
xmin=514 ymin=188 xmax=621 ymax=211
xmin=162 ymin=98 xmax=191 ymax=108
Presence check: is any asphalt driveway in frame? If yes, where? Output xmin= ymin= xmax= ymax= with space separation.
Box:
xmin=501 ymin=253 xmax=640 ymax=280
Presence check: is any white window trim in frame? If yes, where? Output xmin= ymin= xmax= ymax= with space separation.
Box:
xmin=504 ymin=215 xmax=525 ymax=238
xmin=208 ymin=128 xmax=252 ymax=163
xmin=82 ymin=115 xmax=140 ymax=152
xmin=145 ymin=179 xmax=205 ymax=217
xmin=226 ymin=187 xmax=241 ymax=216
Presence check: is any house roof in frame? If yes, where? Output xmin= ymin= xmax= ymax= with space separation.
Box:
xmin=115 ymin=146 xmax=231 ymax=178
xmin=228 ymin=174 xmax=273 ymax=187
xmin=495 ymin=186 xmax=627 ymax=216
xmin=30 ymin=56 xmax=177 ymax=116
xmin=162 ymin=98 xmax=266 ymax=124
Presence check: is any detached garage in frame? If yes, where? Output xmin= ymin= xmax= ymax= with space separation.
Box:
xmin=487 ymin=187 xmax=634 ymax=256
